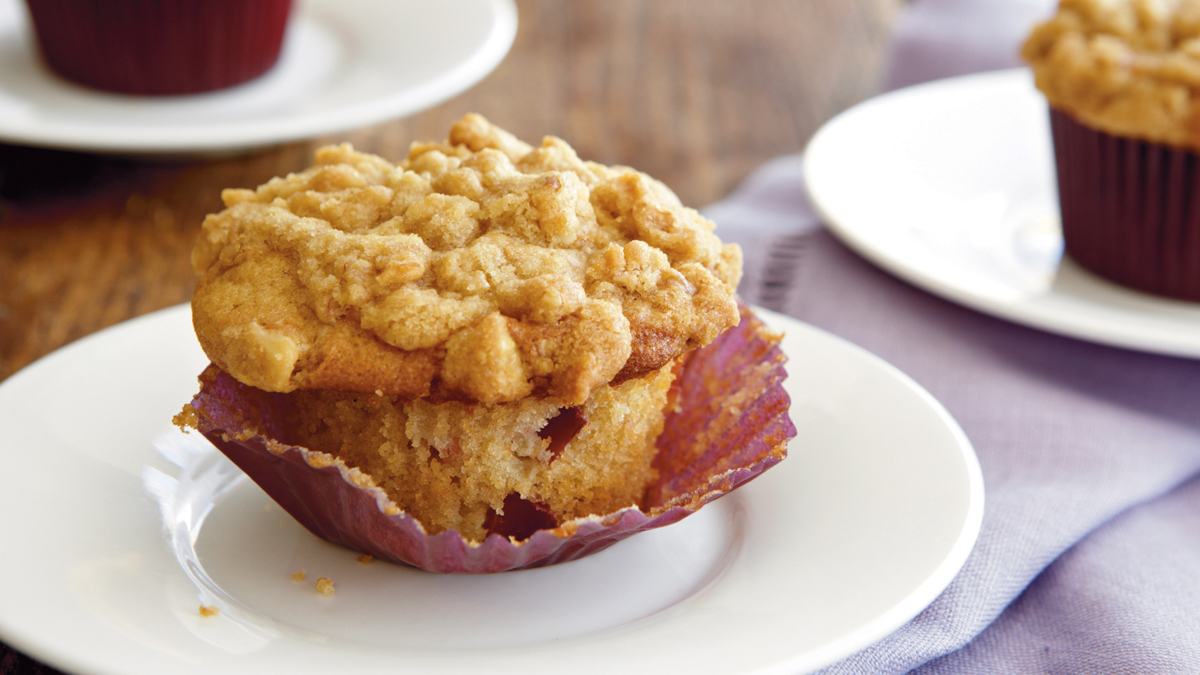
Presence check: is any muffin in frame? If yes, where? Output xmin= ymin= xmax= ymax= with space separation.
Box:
xmin=1023 ymin=0 xmax=1200 ymax=301
xmin=178 ymin=115 xmax=793 ymax=572
xmin=24 ymin=0 xmax=293 ymax=95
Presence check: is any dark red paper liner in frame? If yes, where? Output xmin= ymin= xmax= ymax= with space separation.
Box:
xmin=189 ymin=306 xmax=794 ymax=574
xmin=24 ymin=0 xmax=292 ymax=96
xmin=1050 ymin=108 xmax=1200 ymax=301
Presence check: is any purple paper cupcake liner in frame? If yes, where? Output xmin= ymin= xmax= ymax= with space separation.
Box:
xmin=188 ymin=306 xmax=795 ymax=574
xmin=1050 ymin=108 xmax=1200 ymax=301
xmin=24 ymin=0 xmax=293 ymax=95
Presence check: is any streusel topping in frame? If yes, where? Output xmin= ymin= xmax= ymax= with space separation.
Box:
xmin=191 ymin=114 xmax=741 ymax=404
xmin=1024 ymin=0 xmax=1200 ymax=149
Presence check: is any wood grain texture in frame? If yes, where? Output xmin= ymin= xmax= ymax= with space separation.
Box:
xmin=0 ymin=0 xmax=896 ymax=668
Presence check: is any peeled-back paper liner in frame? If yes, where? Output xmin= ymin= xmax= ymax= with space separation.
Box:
xmin=1051 ymin=108 xmax=1200 ymax=301
xmin=188 ymin=306 xmax=794 ymax=573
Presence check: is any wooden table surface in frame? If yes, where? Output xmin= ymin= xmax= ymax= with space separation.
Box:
xmin=0 ymin=0 xmax=897 ymax=672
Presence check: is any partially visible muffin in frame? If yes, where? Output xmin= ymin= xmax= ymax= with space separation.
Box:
xmin=1024 ymin=0 xmax=1200 ymax=150
xmin=184 ymin=114 xmax=745 ymax=546
xmin=24 ymin=0 xmax=293 ymax=95
xmin=1024 ymin=0 xmax=1200 ymax=300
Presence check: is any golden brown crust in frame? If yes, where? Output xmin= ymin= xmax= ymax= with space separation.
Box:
xmin=1024 ymin=0 xmax=1200 ymax=150
xmin=191 ymin=114 xmax=741 ymax=404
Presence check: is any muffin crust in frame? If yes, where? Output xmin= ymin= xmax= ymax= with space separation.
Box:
xmin=191 ymin=114 xmax=742 ymax=405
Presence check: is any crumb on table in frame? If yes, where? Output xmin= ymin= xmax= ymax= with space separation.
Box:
xmin=292 ymin=570 xmax=306 ymax=582
xmin=199 ymin=604 xmax=219 ymax=617
xmin=356 ymin=554 xmax=374 ymax=564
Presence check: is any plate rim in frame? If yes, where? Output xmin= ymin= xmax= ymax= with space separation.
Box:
xmin=755 ymin=308 xmax=984 ymax=674
xmin=0 ymin=304 xmax=983 ymax=675
xmin=0 ymin=0 xmax=518 ymax=154
xmin=804 ymin=68 xmax=1200 ymax=360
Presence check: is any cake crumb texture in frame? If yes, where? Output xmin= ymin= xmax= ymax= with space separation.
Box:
xmin=1024 ymin=0 xmax=1200 ymax=149
xmin=191 ymin=114 xmax=741 ymax=405
xmin=276 ymin=360 xmax=676 ymax=543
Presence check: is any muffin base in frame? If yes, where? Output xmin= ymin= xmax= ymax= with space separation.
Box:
xmin=246 ymin=363 xmax=675 ymax=543
xmin=184 ymin=305 xmax=794 ymax=573
xmin=1050 ymin=108 xmax=1200 ymax=301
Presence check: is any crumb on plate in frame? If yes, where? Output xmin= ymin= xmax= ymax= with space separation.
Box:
xmin=317 ymin=577 xmax=335 ymax=596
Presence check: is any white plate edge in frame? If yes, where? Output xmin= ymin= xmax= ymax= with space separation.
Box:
xmin=803 ymin=68 xmax=1200 ymax=360
xmin=756 ymin=308 xmax=984 ymax=674
xmin=0 ymin=0 xmax=519 ymax=154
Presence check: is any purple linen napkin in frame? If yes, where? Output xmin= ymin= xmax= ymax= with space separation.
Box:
xmin=704 ymin=1 xmax=1200 ymax=672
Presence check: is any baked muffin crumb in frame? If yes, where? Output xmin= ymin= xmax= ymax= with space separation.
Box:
xmin=172 ymin=404 xmax=198 ymax=431
xmin=316 ymin=578 xmax=334 ymax=596
xmin=259 ymin=356 xmax=676 ymax=543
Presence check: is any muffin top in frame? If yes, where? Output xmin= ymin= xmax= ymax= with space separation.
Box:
xmin=1024 ymin=0 xmax=1200 ymax=150
xmin=191 ymin=114 xmax=742 ymax=405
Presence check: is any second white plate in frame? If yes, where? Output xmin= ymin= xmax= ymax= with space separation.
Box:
xmin=0 ymin=0 xmax=517 ymax=154
xmin=0 ymin=305 xmax=982 ymax=675
xmin=805 ymin=69 xmax=1200 ymax=359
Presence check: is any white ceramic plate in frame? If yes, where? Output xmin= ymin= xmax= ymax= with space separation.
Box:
xmin=0 ymin=305 xmax=982 ymax=675
xmin=0 ymin=0 xmax=517 ymax=154
xmin=805 ymin=69 xmax=1200 ymax=359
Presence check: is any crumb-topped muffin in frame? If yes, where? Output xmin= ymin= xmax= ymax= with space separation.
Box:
xmin=192 ymin=114 xmax=741 ymax=405
xmin=1024 ymin=0 xmax=1200 ymax=300
xmin=1024 ymin=0 xmax=1200 ymax=150
xmin=185 ymin=114 xmax=745 ymax=544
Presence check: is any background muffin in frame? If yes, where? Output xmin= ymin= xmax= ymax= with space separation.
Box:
xmin=1024 ymin=0 xmax=1200 ymax=300
xmin=24 ymin=0 xmax=293 ymax=95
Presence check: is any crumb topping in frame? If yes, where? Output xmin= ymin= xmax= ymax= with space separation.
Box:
xmin=1024 ymin=0 xmax=1200 ymax=149
xmin=191 ymin=114 xmax=741 ymax=404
